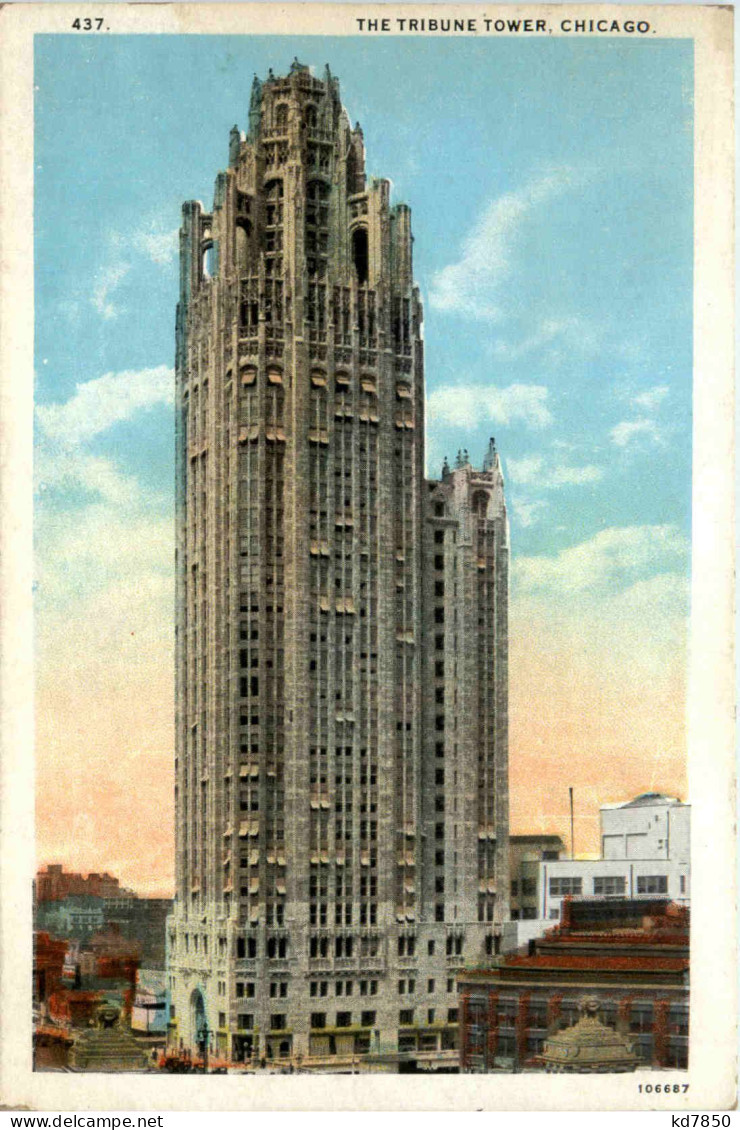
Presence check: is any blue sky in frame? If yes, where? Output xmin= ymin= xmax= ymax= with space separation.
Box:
xmin=35 ymin=34 xmax=693 ymax=552
xmin=34 ymin=35 xmax=693 ymax=885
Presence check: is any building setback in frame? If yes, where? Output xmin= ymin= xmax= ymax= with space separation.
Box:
xmin=167 ymin=61 xmax=510 ymax=1069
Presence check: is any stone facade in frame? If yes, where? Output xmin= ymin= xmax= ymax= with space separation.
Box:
xmin=167 ymin=62 xmax=509 ymax=1070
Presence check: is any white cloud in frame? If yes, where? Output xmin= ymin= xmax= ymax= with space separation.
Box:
xmin=506 ymin=454 xmax=603 ymax=489
xmin=429 ymin=169 xmax=579 ymax=319
xmin=632 ymin=384 xmax=669 ymax=412
xmin=36 ymin=366 xmax=174 ymax=445
xmin=35 ymin=446 xmax=142 ymax=507
xmin=91 ymin=261 xmax=131 ymax=320
xmin=610 ymin=417 xmax=664 ymax=448
xmin=89 ymin=221 xmax=178 ymax=321
xmin=610 ymin=385 xmax=670 ymax=448
xmin=511 ymin=497 xmax=547 ymax=528
xmin=134 ymin=226 xmax=179 ymax=266
xmin=514 ymin=525 xmax=688 ymax=596
xmin=427 ymin=382 xmax=552 ymax=430
xmin=492 ymin=315 xmax=601 ymax=362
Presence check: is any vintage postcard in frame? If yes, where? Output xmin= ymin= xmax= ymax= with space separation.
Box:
xmin=0 ymin=1 xmax=734 ymax=1112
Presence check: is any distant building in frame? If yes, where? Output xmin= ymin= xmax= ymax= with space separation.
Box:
xmin=38 ymin=927 xmax=140 ymax=1031
xmin=458 ymin=898 xmax=689 ymax=1073
xmin=35 ymin=866 xmax=172 ymax=970
xmin=541 ymin=794 xmax=690 ymax=923
xmin=36 ymin=895 xmax=105 ymax=943
xmin=509 ymin=835 xmax=566 ymax=921
xmin=33 ymin=931 xmax=67 ymax=1007
xmin=104 ymin=897 xmax=172 ymax=968
xmin=36 ymin=864 xmax=130 ymax=902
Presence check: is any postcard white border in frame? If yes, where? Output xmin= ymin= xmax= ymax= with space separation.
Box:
xmin=0 ymin=2 xmax=734 ymax=1111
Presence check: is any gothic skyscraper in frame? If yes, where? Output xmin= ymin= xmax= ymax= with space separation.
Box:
xmin=168 ymin=61 xmax=509 ymax=1069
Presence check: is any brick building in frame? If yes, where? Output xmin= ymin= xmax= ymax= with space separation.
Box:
xmin=35 ymin=866 xmax=172 ymax=969
xmin=458 ymin=898 xmax=689 ymax=1073
xmin=36 ymin=864 xmax=128 ymax=902
xmin=167 ymin=60 xmax=510 ymax=1070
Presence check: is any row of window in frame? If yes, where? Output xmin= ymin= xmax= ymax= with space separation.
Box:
xmin=548 ymin=874 xmax=671 ymax=897
xmin=398 ymin=977 xmax=456 ymax=995
xmin=310 ymin=978 xmax=379 ymax=998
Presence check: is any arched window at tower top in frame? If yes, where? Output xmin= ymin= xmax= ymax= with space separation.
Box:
xmin=351 ymin=227 xmax=369 ymax=285
xmin=201 ymin=240 xmax=216 ymax=280
xmin=472 ymin=490 xmax=490 ymax=518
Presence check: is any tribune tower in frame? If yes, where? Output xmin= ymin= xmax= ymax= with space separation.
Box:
xmin=168 ymin=61 xmax=510 ymax=1069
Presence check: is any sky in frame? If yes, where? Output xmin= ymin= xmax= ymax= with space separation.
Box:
xmin=34 ymin=35 xmax=693 ymax=894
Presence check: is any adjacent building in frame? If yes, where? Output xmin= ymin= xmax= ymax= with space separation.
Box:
xmin=509 ymin=834 xmax=566 ymax=922
xmin=458 ymin=898 xmax=689 ymax=1073
xmin=167 ymin=61 xmax=510 ymax=1070
xmin=541 ymin=794 xmax=690 ymax=922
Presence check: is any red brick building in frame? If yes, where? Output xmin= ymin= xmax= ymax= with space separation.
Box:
xmin=36 ymin=864 xmax=128 ymax=902
xmin=458 ymin=898 xmax=689 ymax=1072
xmin=33 ymin=931 xmax=67 ymax=1005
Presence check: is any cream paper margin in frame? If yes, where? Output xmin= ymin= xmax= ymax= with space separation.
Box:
xmin=0 ymin=2 xmax=734 ymax=1111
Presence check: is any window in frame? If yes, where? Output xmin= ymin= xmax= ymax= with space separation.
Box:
xmin=270 ymin=1014 xmax=286 ymax=1031
xmin=351 ymin=228 xmax=369 ymax=284
xmin=549 ymin=877 xmax=582 ymax=897
xmin=399 ymin=1009 xmax=414 ymax=1026
xmin=447 ymin=1008 xmax=458 ymax=1023
xmin=593 ymin=875 xmax=626 ymax=896
xmin=336 ymin=1011 xmax=352 ymax=1028
xmin=447 ymin=978 xmax=454 ymax=993
xmin=361 ymin=1010 xmax=376 ymax=1027
xmin=434 ymin=530 xmax=444 ymax=544
xmin=637 ymin=875 xmax=668 ymax=894
xmin=218 ymin=1012 xmax=226 ymax=1028
xmin=311 ymin=1012 xmax=326 ymax=1029
xmin=237 ymin=1014 xmax=254 ymax=1029
xmin=521 ymin=878 xmax=537 ymax=897
xmin=428 ymin=979 xmax=435 ymax=993
xmin=510 ymin=880 xmax=519 ymax=897
xmin=428 ymin=940 xmax=436 ymax=956
xmin=428 ymin=1008 xmax=436 ymax=1024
